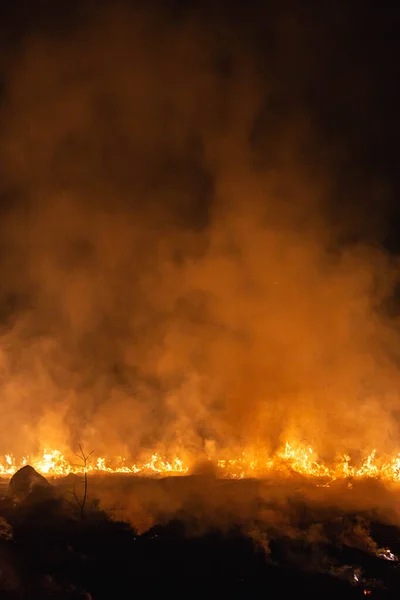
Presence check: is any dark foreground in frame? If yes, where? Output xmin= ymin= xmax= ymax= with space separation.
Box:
xmin=1 ymin=471 xmax=400 ymax=598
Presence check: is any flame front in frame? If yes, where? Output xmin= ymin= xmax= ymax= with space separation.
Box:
xmin=2 ymin=442 xmax=400 ymax=482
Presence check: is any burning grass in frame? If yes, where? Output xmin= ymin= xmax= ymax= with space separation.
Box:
xmin=2 ymin=441 xmax=400 ymax=484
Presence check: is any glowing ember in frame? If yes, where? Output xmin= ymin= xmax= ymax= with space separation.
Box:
xmin=377 ymin=548 xmax=398 ymax=562
xmin=1 ymin=441 xmax=400 ymax=481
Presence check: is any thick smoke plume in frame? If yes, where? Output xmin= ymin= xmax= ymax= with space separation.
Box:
xmin=0 ymin=3 xmax=398 ymax=466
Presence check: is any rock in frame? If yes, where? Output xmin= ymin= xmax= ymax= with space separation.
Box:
xmin=9 ymin=465 xmax=52 ymax=502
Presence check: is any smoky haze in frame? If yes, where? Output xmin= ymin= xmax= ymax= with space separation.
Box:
xmin=0 ymin=3 xmax=398 ymax=465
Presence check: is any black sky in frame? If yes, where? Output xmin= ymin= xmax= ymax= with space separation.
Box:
xmin=0 ymin=1 xmax=399 ymax=243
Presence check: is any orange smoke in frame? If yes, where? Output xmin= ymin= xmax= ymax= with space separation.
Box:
xmin=0 ymin=5 xmax=397 ymax=471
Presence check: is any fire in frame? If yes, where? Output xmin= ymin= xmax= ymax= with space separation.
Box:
xmin=0 ymin=449 xmax=189 ymax=478
xmin=1 ymin=441 xmax=400 ymax=482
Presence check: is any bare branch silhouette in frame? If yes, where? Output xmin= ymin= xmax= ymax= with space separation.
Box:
xmin=72 ymin=444 xmax=94 ymax=519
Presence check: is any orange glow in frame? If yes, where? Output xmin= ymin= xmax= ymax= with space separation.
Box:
xmin=2 ymin=441 xmax=400 ymax=482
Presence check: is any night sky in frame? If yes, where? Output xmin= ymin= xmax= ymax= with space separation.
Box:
xmin=0 ymin=1 xmax=399 ymax=241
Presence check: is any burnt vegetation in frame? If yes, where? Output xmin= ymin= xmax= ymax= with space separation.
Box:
xmin=0 ymin=468 xmax=399 ymax=598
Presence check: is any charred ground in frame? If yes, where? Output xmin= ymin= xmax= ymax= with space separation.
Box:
xmin=0 ymin=469 xmax=399 ymax=598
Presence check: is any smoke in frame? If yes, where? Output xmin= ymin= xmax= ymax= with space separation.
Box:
xmin=86 ymin=474 xmax=400 ymax=567
xmin=0 ymin=2 xmax=398 ymax=464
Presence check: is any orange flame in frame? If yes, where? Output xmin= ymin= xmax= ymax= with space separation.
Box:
xmin=1 ymin=441 xmax=400 ymax=482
